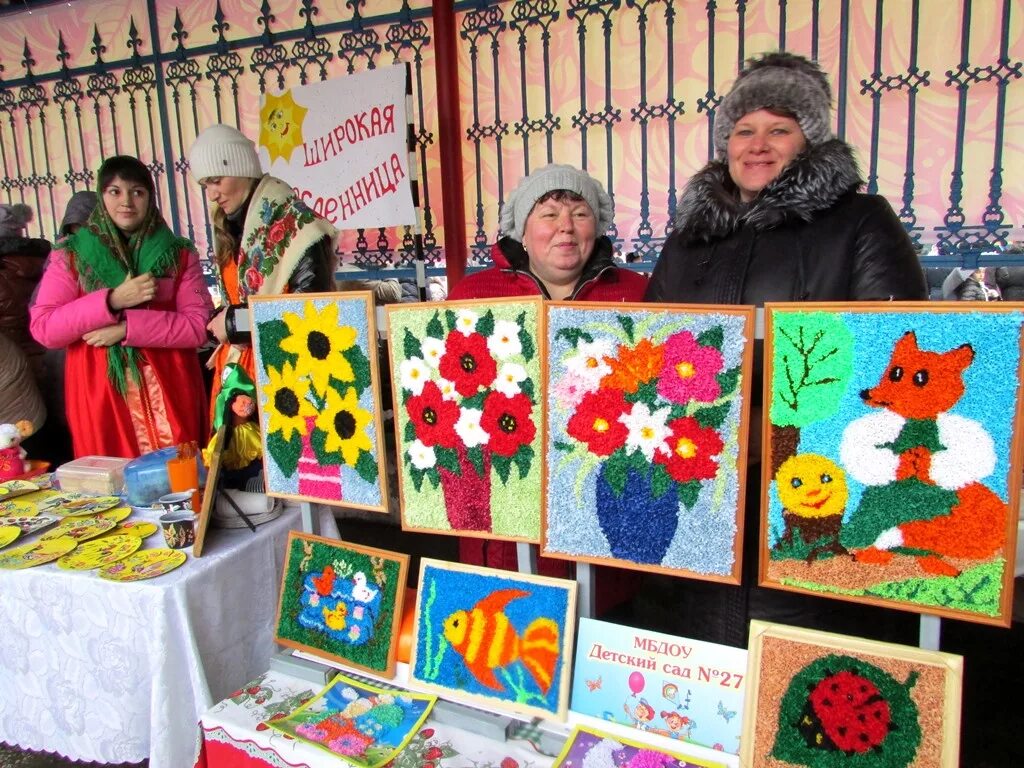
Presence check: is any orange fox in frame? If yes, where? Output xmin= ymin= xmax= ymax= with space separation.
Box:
xmin=838 ymin=331 xmax=1006 ymax=577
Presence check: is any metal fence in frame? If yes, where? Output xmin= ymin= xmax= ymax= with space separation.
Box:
xmin=0 ymin=0 xmax=1020 ymax=278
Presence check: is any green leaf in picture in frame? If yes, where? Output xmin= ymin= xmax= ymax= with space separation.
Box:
xmin=626 ymin=448 xmax=650 ymax=474
xmin=555 ymin=327 xmax=594 ymax=348
xmin=404 ymin=419 xmax=416 ymax=444
xmin=554 ymin=440 xmax=575 ymax=452
xmin=341 ymin=343 xmax=372 ymax=393
xmin=403 ymin=328 xmax=423 ymax=360
xmin=678 ymin=480 xmax=701 ymax=509
xmin=435 ymin=446 xmax=460 ymax=474
xmin=257 ymin=318 xmax=298 ymax=372
xmin=425 ymin=311 xmax=444 ymax=339
xmin=512 ymin=444 xmax=534 ymax=479
xmin=354 ymin=450 xmax=379 ymax=484
xmin=425 ymin=469 xmax=441 ymax=489
xmin=717 ymin=366 xmax=740 ymax=397
xmin=520 ymin=377 xmax=536 ymax=401
xmin=444 ymin=309 xmax=457 ymax=332
xmin=410 ymin=466 xmax=425 ymax=492
xmin=693 ymin=402 xmax=730 ymax=430
xmin=603 ymin=453 xmax=629 ymax=496
xmin=477 ymin=309 xmax=495 ymax=338
xmin=650 ymin=464 xmax=673 ymax=499
xmin=461 ymin=392 xmax=486 ymax=411
xmin=697 ymin=325 xmax=724 ymax=350
xmin=266 ymin=429 xmax=302 ymax=477
xmin=617 ymin=314 xmax=636 ymax=343
xmin=492 ymin=453 xmax=512 ymax=484
xmin=466 ymin=446 xmax=485 ymax=476
xmin=519 ymin=329 xmax=536 ymax=363
xmin=310 ymin=427 xmax=345 ymax=466
xmin=626 ymin=380 xmax=660 ymax=406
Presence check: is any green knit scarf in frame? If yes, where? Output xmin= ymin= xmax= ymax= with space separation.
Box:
xmin=64 ymin=197 xmax=189 ymax=396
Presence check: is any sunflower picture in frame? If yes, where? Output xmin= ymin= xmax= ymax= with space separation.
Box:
xmin=250 ymin=293 xmax=388 ymax=511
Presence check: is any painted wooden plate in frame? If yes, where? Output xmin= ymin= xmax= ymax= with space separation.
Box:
xmin=0 ymin=536 xmax=77 ymax=569
xmin=108 ymin=520 xmax=159 ymax=539
xmin=0 ymin=525 xmax=21 ymax=549
xmin=0 ymin=479 xmax=40 ymax=498
xmin=0 ymin=514 xmax=60 ymax=535
xmin=39 ymin=516 xmax=117 ymax=542
xmin=0 ymin=497 xmax=40 ymax=517
xmin=38 ymin=494 xmax=122 ymax=517
xmin=57 ymin=534 xmax=142 ymax=570
xmin=94 ymin=506 xmax=132 ymax=524
xmin=98 ymin=548 xmax=187 ymax=582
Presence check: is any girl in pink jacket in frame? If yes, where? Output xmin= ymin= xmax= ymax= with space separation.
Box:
xmin=31 ymin=156 xmax=212 ymax=459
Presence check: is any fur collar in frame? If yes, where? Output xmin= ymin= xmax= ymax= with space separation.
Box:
xmin=675 ymin=139 xmax=863 ymax=244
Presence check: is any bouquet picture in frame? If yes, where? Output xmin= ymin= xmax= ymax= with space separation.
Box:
xmin=250 ymin=293 xmax=387 ymax=511
xmin=386 ymin=298 xmax=544 ymax=540
xmin=544 ymin=304 xmax=753 ymax=580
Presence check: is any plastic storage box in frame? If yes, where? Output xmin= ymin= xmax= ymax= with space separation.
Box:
xmin=56 ymin=456 xmax=132 ymax=495
xmin=124 ymin=447 xmax=207 ymax=508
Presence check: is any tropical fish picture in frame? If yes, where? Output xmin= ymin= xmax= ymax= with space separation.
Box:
xmin=275 ymin=532 xmax=409 ymax=676
xmin=741 ymin=621 xmax=962 ymax=768
xmin=762 ymin=304 xmax=1024 ymax=626
xmin=250 ymin=292 xmax=388 ymax=510
xmin=410 ymin=558 xmax=577 ymax=720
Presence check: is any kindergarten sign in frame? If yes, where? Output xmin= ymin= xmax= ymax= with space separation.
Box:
xmin=257 ymin=64 xmax=415 ymax=230
xmin=571 ymin=618 xmax=746 ymax=755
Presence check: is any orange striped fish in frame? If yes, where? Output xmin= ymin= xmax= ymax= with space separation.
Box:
xmin=442 ymin=588 xmax=560 ymax=694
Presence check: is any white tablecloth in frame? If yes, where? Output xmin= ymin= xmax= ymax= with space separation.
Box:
xmin=0 ymin=505 xmax=300 ymax=768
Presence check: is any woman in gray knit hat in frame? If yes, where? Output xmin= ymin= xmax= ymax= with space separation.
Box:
xmin=188 ymin=124 xmax=338 ymax=410
xmin=646 ymin=51 xmax=925 ymax=306
xmin=448 ymin=163 xmax=647 ymax=302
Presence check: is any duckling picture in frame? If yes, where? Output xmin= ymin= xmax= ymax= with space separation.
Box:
xmin=774 ymin=453 xmax=849 ymax=561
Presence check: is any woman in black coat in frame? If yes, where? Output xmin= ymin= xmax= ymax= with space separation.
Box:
xmin=640 ymin=52 xmax=927 ymax=648
xmin=646 ymin=52 xmax=926 ymax=306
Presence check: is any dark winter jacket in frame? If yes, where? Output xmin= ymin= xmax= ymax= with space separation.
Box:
xmin=448 ymin=235 xmax=648 ymax=301
xmin=0 ymin=234 xmax=51 ymax=367
xmin=645 ymin=140 xmax=927 ymax=305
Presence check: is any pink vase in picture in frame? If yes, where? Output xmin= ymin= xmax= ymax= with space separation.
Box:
xmin=298 ymin=416 xmax=343 ymax=500
xmin=438 ymin=445 xmax=492 ymax=531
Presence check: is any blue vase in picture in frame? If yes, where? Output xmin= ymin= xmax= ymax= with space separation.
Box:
xmin=595 ymin=465 xmax=678 ymax=564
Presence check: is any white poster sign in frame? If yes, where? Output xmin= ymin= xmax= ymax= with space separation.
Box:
xmin=257 ymin=64 xmax=415 ymax=230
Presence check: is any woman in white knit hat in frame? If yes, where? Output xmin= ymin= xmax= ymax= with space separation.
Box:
xmin=188 ymin=124 xmax=338 ymax=408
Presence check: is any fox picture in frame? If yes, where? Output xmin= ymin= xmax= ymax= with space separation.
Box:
xmin=839 ymin=331 xmax=1007 ymax=576
xmin=764 ymin=308 xmax=1024 ymax=625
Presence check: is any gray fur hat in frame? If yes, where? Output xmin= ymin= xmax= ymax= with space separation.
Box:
xmin=499 ymin=164 xmax=614 ymax=242
xmin=0 ymin=203 xmax=32 ymax=236
xmin=713 ymin=51 xmax=833 ymax=158
xmin=60 ymin=191 xmax=98 ymax=236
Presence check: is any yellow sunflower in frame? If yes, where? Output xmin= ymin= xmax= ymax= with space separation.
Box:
xmin=316 ymin=386 xmax=373 ymax=466
xmin=279 ymin=300 xmax=357 ymax=395
xmin=262 ymin=361 xmax=316 ymax=441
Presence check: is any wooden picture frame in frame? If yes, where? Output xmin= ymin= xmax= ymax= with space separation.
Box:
xmin=409 ymin=557 xmax=577 ymax=721
xmin=741 ymin=620 xmax=963 ymax=767
xmin=192 ymin=423 xmax=225 ymax=557
xmin=761 ymin=302 xmax=1024 ymax=626
xmin=542 ymin=301 xmax=755 ymax=583
xmin=249 ymin=292 xmax=389 ymax=512
xmin=274 ymin=531 xmax=409 ymax=676
xmin=384 ymin=297 xmax=545 ymax=542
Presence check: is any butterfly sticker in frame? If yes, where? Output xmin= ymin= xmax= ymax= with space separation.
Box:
xmin=585 ymin=675 xmax=602 ymax=692
xmin=717 ymin=699 xmax=737 ymax=723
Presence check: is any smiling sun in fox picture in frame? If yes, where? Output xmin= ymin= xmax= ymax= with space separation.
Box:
xmin=260 ymin=89 xmax=307 ymax=163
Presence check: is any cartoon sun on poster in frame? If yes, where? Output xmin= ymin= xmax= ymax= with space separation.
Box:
xmin=260 ymin=89 xmax=307 ymax=163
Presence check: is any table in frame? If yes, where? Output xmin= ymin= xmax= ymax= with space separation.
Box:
xmin=0 ymin=505 xmax=300 ymax=768
xmin=197 ymin=668 xmax=557 ymax=768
